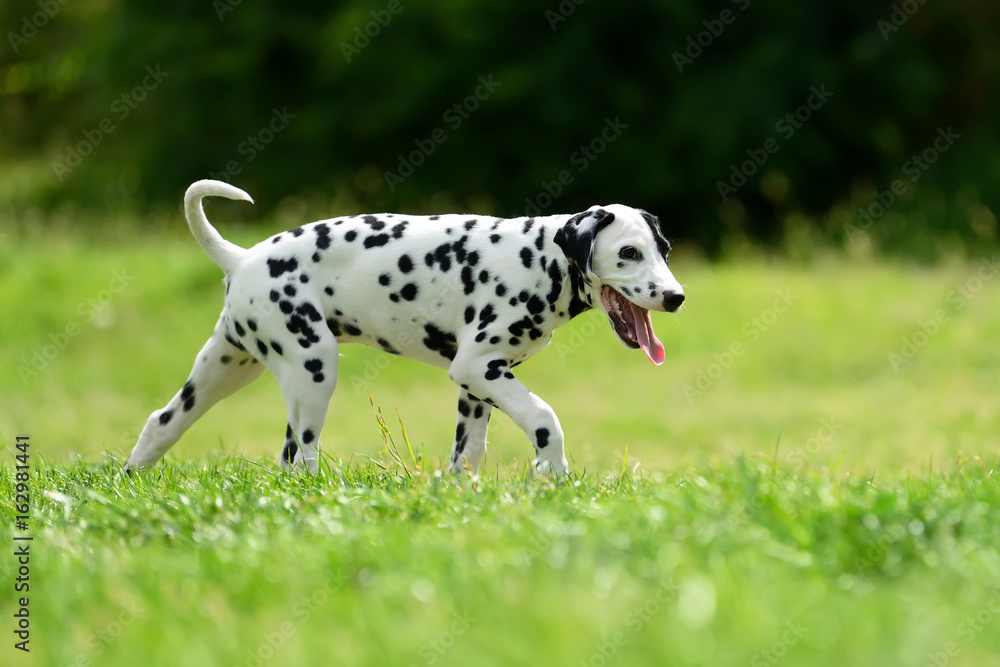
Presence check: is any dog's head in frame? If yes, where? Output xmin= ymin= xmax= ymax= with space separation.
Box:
xmin=554 ymin=205 xmax=684 ymax=365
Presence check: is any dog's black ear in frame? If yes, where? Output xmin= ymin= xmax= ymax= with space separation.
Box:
xmin=553 ymin=208 xmax=615 ymax=274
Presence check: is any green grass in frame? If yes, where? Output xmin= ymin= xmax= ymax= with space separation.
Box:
xmin=1 ymin=231 xmax=999 ymax=665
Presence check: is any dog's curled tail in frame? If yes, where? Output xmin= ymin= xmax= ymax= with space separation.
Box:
xmin=184 ymin=179 xmax=254 ymax=274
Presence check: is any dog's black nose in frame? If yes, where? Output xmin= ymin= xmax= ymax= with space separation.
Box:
xmin=662 ymin=291 xmax=685 ymax=312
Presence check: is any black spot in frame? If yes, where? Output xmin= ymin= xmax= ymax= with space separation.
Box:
xmin=225 ymin=333 xmax=246 ymax=352
xmin=256 ymin=339 xmax=268 ymax=356
xmin=535 ymin=427 xmax=550 ymax=449
xmin=460 ymin=266 xmax=476 ymax=295
xmin=490 ymin=234 xmax=501 ymax=244
xmin=464 ymin=219 xmax=478 ymax=231
xmin=391 ymin=222 xmax=408 ymax=238
xmin=495 ymin=283 xmax=507 ymax=297
xmin=290 ymin=227 xmax=305 ymax=237
xmin=484 ymin=359 xmax=513 ymax=381
xmin=464 ymin=306 xmax=476 ymax=324
xmin=489 ymin=336 xmax=501 ymax=345
xmin=389 ymin=293 xmax=400 ymax=302
xmin=326 ymin=319 xmax=343 ymax=337
xmin=479 ymin=270 xmax=490 ymax=284
xmin=522 ymin=219 xmax=535 ymax=234
xmin=546 ymin=262 xmax=563 ymax=306
xmin=159 ymin=410 xmax=173 ymax=425
xmin=271 ymin=340 xmax=284 ymax=355
xmin=474 ymin=404 xmax=484 ymax=419
xmin=272 ymin=235 xmax=282 ymax=244
xmin=296 ymin=302 xmax=323 ymax=322
xmin=398 ymin=255 xmax=414 ymax=273
xmin=220 ymin=355 xmax=233 ymax=364
xmin=520 ymin=247 xmax=533 ymax=269
xmin=477 ymin=304 xmax=497 ymax=330
xmin=315 ymin=223 xmax=332 ymax=249
xmin=344 ymin=322 xmax=362 ymax=337
xmin=304 ymin=359 xmax=325 ymax=383
xmin=453 ymin=236 xmax=469 ymax=264
xmin=284 ymin=284 xmax=297 ymax=297
xmin=302 ymin=429 xmax=315 ymax=444
xmin=379 ymin=273 xmax=392 ymax=286
xmin=282 ymin=440 xmax=298 ymax=464
xmin=475 ymin=331 xmax=487 ymax=342
xmin=378 ymin=338 xmax=399 ymax=354
xmin=364 ymin=234 xmax=390 ymax=248
xmin=247 ymin=318 xmax=258 ymax=332
xmin=181 ymin=381 xmax=195 ymax=401
xmin=183 ymin=397 xmax=196 ymax=412
xmin=312 ymin=252 xmax=321 ymax=263
xmin=279 ymin=300 xmax=294 ymax=315
xmin=363 ymin=215 xmax=385 ymax=230
xmin=270 ymin=290 xmax=281 ymax=302
xmin=234 ymin=321 xmax=246 ymax=337
xmin=324 ymin=286 xmax=335 ymax=296
xmin=518 ymin=290 xmax=530 ymax=303
xmin=422 ymin=324 xmax=458 ymax=360
xmin=426 ymin=243 xmax=453 ymax=272
xmin=458 ymin=399 xmax=471 ymax=417
xmin=267 ymin=257 xmax=298 ymax=278
xmin=527 ymin=295 xmax=545 ymax=315
xmin=400 ymin=283 xmax=419 ymax=301
xmin=621 ymin=286 xmax=633 ymax=297
xmin=345 ymin=230 xmax=358 ymax=242
xmin=299 ymin=273 xmax=309 ymax=283
xmin=429 ymin=215 xmax=440 ymax=221
xmin=534 ymin=227 xmax=546 ymax=251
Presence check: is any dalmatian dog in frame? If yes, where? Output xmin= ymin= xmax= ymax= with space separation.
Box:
xmin=125 ymin=180 xmax=684 ymax=476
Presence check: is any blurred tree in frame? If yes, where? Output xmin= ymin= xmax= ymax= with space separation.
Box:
xmin=1 ymin=0 xmax=997 ymax=256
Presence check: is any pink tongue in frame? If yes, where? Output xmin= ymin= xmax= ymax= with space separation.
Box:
xmin=630 ymin=302 xmax=665 ymax=366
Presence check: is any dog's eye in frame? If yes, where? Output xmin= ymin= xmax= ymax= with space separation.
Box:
xmin=619 ymin=246 xmax=639 ymax=260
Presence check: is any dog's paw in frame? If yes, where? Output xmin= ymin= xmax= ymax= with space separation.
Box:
xmin=533 ymin=457 xmax=569 ymax=476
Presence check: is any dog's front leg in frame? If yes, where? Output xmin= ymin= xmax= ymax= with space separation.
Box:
xmin=448 ymin=355 xmax=568 ymax=475
xmin=447 ymin=389 xmax=493 ymax=477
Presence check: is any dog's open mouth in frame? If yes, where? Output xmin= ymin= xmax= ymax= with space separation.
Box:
xmin=600 ymin=286 xmax=666 ymax=366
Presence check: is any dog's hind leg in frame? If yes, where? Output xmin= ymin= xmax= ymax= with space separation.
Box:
xmin=447 ymin=389 xmax=492 ymax=477
xmin=268 ymin=332 xmax=340 ymax=474
xmin=125 ymin=323 xmax=265 ymax=472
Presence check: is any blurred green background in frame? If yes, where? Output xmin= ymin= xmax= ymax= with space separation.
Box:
xmin=2 ymin=0 xmax=998 ymax=256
